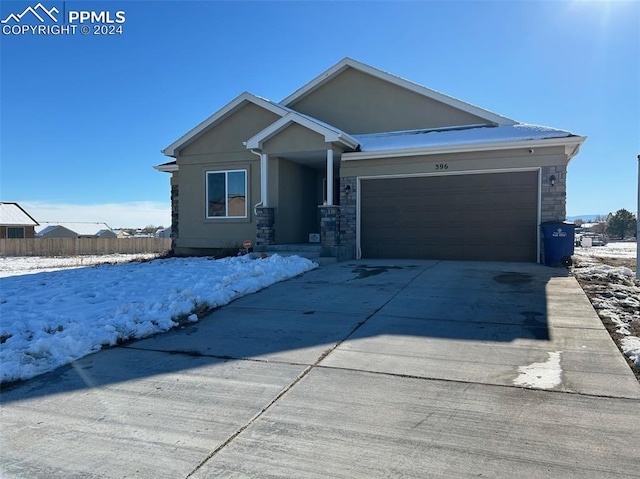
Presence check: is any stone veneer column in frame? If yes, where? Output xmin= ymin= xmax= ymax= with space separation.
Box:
xmin=338 ymin=176 xmax=357 ymax=256
xmin=255 ymin=207 xmax=275 ymax=246
xmin=539 ymin=165 xmax=568 ymax=264
xmin=540 ymin=165 xmax=567 ymax=223
xmin=319 ymin=205 xmax=340 ymax=247
xmin=170 ymin=184 xmax=179 ymax=240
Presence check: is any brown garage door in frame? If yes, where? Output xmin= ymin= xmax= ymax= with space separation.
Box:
xmin=360 ymin=171 xmax=538 ymax=262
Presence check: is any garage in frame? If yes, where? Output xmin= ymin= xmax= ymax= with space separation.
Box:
xmin=359 ymin=170 xmax=539 ymax=262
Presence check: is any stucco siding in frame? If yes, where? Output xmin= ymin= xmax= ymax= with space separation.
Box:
xmin=179 ymin=103 xmax=281 ymax=156
xmin=287 ymin=68 xmax=489 ymax=134
xmin=273 ymin=159 xmax=318 ymax=243
xmin=341 ymin=146 xmax=568 ymax=178
xmin=262 ymin=124 xmax=328 ymax=155
xmin=174 ymin=102 xmax=286 ymax=251
xmin=175 ymin=156 xmax=258 ymax=250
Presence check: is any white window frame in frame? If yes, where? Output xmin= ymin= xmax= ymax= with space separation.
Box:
xmin=205 ymin=169 xmax=248 ymax=219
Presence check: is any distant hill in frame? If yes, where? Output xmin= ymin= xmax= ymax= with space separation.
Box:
xmin=566 ymin=215 xmax=606 ymax=222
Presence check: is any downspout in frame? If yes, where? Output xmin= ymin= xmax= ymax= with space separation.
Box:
xmin=249 ymin=148 xmax=264 ymax=214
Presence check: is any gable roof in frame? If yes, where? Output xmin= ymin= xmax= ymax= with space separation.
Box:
xmin=0 ymin=202 xmax=39 ymax=226
xmin=245 ymin=111 xmax=359 ymax=150
xmin=35 ymin=222 xmax=113 ymax=237
xmin=36 ymin=225 xmax=76 ymax=237
xmin=280 ymin=58 xmax=517 ymax=127
xmin=162 ymin=92 xmax=291 ymax=157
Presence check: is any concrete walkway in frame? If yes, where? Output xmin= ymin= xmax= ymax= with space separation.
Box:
xmin=2 ymin=260 xmax=639 ymax=478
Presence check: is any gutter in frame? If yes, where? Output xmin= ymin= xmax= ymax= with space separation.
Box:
xmin=342 ymin=136 xmax=587 ymax=161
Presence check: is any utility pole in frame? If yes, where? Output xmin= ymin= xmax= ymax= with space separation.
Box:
xmin=637 ymin=155 xmax=639 ymax=279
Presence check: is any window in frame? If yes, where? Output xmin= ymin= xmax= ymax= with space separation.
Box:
xmin=7 ymin=227 xmax=25 ymax=238
xmin=206 ymin=170 xmax=247 ymax=218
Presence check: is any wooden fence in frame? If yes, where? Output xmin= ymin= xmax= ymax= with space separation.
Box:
xmin=0 ymin=238 xmax=172 ymax=257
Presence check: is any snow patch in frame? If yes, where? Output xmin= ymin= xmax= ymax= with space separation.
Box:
xmin=514 ymin=351 xmax=563 ymax=389
xmin=621 ymin=337 xmax=640 ymax=367
xmin=0 ymin=254 xmax=317 ymax=384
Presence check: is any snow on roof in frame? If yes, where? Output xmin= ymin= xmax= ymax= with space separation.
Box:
xmin=353 ymin=123 xmax=579 ymax=152
xmin=35 ymin=222 xmax=113 ymax=236
xmin=0 ymin=202 xmax=39 ymax=226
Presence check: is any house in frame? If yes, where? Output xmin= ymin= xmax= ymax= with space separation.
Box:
xmin=155 ymin=228 xmax=171 ymax=239
xmin=35 ymin=222 xmax=117 ymax=238
xmin=0 ymin=202 xmax=39 ymax=238
xmin=113 ymin=229 xmax=132 ymax=239
xmin=155 ymin=58 xmax=586 ymax=262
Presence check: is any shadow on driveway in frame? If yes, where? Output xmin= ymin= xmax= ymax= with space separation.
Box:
xmin=0 ymin=260 xmax=568 ymax=404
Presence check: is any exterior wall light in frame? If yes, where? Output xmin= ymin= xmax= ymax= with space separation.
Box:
xmin=550 ymin=175 xmax=556 ymax=187
xmin=344 ymin=184 xmax=351 ymax=194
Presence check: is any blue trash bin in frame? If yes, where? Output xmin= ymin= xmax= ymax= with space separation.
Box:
xmin=541 ymin=222 xmax=575 ymax=267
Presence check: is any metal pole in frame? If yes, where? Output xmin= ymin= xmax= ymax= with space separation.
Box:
xmin=637 ymin=154 xmax=639 ymax=279
xmin=326 ymin=149 xmax=334 ymax=206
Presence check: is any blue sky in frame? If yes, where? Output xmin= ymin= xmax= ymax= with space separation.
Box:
xmin=1 ymin=0 xmax=638 ymax=228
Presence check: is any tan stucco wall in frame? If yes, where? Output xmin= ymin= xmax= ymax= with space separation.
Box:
xmin=175 ymin=157 xmax=257 ymax=250
xmin=174 ymin=102 xmax=281 ymax=250
xmin=287 ymin=68 xmax=489 ymax=134
xmin=262 ymin=123 xmax=329 ymax=155
xmin=267 ymin=158 xmax=319 ymax=243
xmin=179 ymin=103 xmax=281 ymax=156
xmin=340 ymin=146 xmax=568 ymax=178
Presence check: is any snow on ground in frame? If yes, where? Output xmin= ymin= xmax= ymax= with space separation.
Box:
xmin=0 ymin=254 xmax=317 ymax=384
xmin=573 ymin=241 xmax=637 ymax=260
xmin=0 ymin=253 xmax=162 ymax=278
xmin=572 ymin=242 xmax=640 ymax=369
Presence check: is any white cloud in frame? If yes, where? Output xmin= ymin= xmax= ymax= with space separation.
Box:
xmin=19 ymin=201 xmax=171 ymax=229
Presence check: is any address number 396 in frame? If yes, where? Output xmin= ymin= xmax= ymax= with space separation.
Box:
xmin=435 ymin=163 xmax=449 ymax=170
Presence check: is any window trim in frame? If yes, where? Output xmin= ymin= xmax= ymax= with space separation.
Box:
xmin=205 ymin=169 xmax=248 ymax=219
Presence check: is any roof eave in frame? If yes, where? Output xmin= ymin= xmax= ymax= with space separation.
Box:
xmin=342 ymin=136 xmax=587 ymax=161
xmin=162 ymin=92 xmax=290 ymax=157
xmin=154 ymin=162 xmax=179 ymax=173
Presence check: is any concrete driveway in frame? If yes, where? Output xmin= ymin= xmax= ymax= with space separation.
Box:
xmin=2 ymin=260 xmax=639 ymax=478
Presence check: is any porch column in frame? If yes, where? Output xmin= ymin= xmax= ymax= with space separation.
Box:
xmin=255 ymin=207 xmax=275 ymax=246
xmin=326 ymin=149 xmax=334 ymax=206
xmin=319 ymin=205 xmax=339 ymax=247
xmin=261 ymin=153 xmax=268 ymax=207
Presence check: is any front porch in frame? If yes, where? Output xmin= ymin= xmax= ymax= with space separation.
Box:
xmin=246 ymin=112 xmax=359 ymax=261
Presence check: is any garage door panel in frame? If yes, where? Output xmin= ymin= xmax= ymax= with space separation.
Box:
xmin=360 ymin=172 xmax=538 ymax=262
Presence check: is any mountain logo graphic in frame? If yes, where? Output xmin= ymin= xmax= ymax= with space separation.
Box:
xmin=1 ymin=3 xmax=59 ymax=24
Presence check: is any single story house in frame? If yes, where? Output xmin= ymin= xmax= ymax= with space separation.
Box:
xmin=156 ymin=58 xmax=586 ymax=262
xmin=0 ymin=202 xmax=39 ymax=238
xmin=35 ymin=222 xmax=117 ymax=239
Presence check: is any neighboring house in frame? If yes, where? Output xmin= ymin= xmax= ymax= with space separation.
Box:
xmin=155 ymin=228 xmax=171 ymax=239
xmin=35 ymin=222 xmax=117 ymax=238
xmin=113 ymin=229 xmax=132 ymax=238
xmin=0 ymin=202 xmax=39 ymax=239
xmin=155 ymin=58 xmax=586 ymax=262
